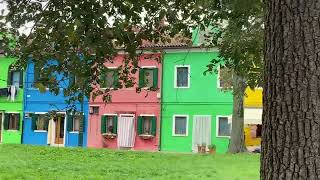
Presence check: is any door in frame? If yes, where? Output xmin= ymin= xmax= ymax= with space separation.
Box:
xmin=0 ymin=112 xmax=3 ymax=143
xmin=192 ymin=116 xmax=212 ymax=152
xmin=54 ymin=115 xmax=65 ymax=145
xmin=117 ymin=115 xmax=135 ymax=148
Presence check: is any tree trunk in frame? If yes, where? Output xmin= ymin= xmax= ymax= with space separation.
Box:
xmin=262 ymin=1 xmax=320 ymax=179
xmin=228 ymin=72 xmax=247 ymax=153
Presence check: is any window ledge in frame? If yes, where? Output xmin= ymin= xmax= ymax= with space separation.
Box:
xmin=216 ymin=136 xmax=230 ymax=138
xmin=172 ymin=134 xmax=187 ymax=137
xmin=69 ymin=131 xmax=79 ymax=134
xmin=34 ymin=130 xmax=47 ymax=133
xmin=5 ymin=130 xmax=19 ymax=132
xmin=139 ymin=134 xmax=154 ymax=140
xmin=102 ymin=133 xmax=117 ymax=139
xmin=174 ymin=86 xmax=190 ymax=89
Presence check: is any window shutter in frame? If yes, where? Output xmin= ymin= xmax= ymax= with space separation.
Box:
xmin=34 ymin=66 xmax=39 ymax=82
xmin=113 ymin=116 xmax=118 ymax=134
xmin=152 ymin=68 xmax=158 ymax=89
xmin=100 ymin=70 xmax=106 ymax=88
xmin=44 ymin=116 xmax=49 ymax=131
xmin=19 ymin=71 xmax=24 ymax=87
xmin=16 ymin=114 xmax=21 ymax=131
xmin=113 ymin=69 xmax=119 ymax=88
xmin=138 ymin=69 xmax=145 ymax=88
xmin=7 ymin=69 xmax=12 ymax=86
xmin=31 ymin=114 xmax=38 ymax=130
xmin=3 ymin=114 xmax=9 ymax=130
xmin=67 ymin=114 xmax=74 ymax=131
xmin=137 ymin=116 xmax=143 ymax=135
xmin=151 ymin=116 xmax=157 ymax=136
xmin=101 ymin=115 xmax=107 ymax=134
xmin=78 ymin=115 xmax=85 ymax=147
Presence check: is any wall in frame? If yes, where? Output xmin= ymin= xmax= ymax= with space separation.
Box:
xmin=160 ymin=51 xmax=233 ymax=153
xmin=0 ymin=56 xmax=23 ymax=144
xmin=88 ymin=54 xmax=162 ymax=151
xmin=23 ymin=62 xmax=89 ymax=147
xmin=244 ymin=88 xmax=263 ymax=108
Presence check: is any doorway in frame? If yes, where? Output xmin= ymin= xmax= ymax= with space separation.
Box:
xmin=54 ymin=114 xmax=65 ymax=145
xmin=117 ymin=114 xmax=135 ymax=148
xmin=0 ymin=112 xmax=3 ymax=143
xmin=192 ymin=115 xmax=212 ymax=152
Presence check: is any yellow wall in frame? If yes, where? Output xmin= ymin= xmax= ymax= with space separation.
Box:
xmin=244 ymin=126 xmax=261 ymax=146
xmin=244 ymin=88 xmax=263 ymax=108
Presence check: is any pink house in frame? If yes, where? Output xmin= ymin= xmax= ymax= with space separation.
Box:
xmin=87 ymin=53 xmax=162 ymax=151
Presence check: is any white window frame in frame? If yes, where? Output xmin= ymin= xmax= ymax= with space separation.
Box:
xmin=217 ymin=65 xmax=233 ymax=89
xmin=174 ymin=65 xmax=190 ymax=89
xmin=140 ymin=66 xmax=157 ymax=89
xmin=216 ymin=115 xmax=232 ymax=138
xmin=172 ymin=115 xmax=189 ymax=136
xmin=101 ymin=66 xmax=118 ymax=90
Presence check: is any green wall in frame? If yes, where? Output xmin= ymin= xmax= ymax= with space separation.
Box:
xmin=160 ymin=51 xmax=233 ymax=153
xmin=0 ymin=56 xmax=23 ymax=144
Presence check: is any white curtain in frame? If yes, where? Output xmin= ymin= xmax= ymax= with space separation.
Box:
xmin=117 ymin=116 xmax=135 ymax=148
xmin=192 ymin=116 xmax=212 ymax=152
xmin=47 ymin=119 xmax=56 ymax=145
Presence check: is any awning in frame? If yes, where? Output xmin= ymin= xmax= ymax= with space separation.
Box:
xmin=244 ymin=108 xmax=262 ymax=125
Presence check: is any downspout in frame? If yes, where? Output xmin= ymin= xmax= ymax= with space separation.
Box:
xmin=21 ymin=64 xmax=28 ymax=144
xmin=158 ymin=53 xmax=164 ymax=151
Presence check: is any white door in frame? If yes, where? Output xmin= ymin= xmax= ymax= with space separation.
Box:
xmin=117 ymin=115 xmax=135 ymax=148
xmin=192 ymin=115 xmax=212 ymax=152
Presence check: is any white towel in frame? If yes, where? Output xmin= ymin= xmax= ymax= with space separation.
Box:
xmin=7 ymin=85 xmax=16 ymax=102
xmin=117 ymin=116 xmax=135 ymax=148
xmin=47 ymin=119 xmax=56 ymax=145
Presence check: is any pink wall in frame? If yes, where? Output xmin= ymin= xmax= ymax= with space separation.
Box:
xmin=88 ymin=54 xmax=162 ymax=151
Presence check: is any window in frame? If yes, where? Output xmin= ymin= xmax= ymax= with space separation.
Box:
xmin=89 ymin=106 xmax=99 ymax=115
xmin=218 ymin=66 xmax=233 ymax=89
xmin=8 ymin=65 xmax=23 ymax=87
xmin=4 ymin=113 xmax=20 ymax=130
xmin=67 ymin=114 xmax=82 ymax=132
xmin=101 ymin=68 xmax=119 ymax=88
xmin=139 ymin=68 xmax=158 ymax=88
xmin=217 ymin=116 xmax=231 ymax=137
xmin=73 ymin=115 xmax=81 ymax=132
xmin=173 ymin=115 xmax=188 ymax=136
xmin=137 ymin=116 xmax=156 ymax=136
xmin=175 ymin=66 xmax=190 ymax=88
xmin=35 ymin=114 xmax=49 ymax=131
xmin=101 ymin=115 xmax=117 ymax=134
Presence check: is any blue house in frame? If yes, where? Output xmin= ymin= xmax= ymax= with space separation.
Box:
xmin=22 ymin=61 xmax=89 ymax=147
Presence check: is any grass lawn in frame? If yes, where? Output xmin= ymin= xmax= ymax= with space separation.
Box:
xmin=0 ymin=144 xmax=259 ymax=180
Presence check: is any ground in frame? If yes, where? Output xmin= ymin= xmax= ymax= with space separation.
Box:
xmin=0 ymin=145 xmax=259 ymax=180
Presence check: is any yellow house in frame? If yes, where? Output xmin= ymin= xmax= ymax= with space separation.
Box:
xmin=244 ymin=88 xmax=262 ymax=147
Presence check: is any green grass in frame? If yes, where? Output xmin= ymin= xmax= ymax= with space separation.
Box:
xmin=0 ymin=144 xmax=260 ymax=180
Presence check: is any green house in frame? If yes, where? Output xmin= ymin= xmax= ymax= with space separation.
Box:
xmin=160 ymin=48 xmax=233 ymax=153
xmin=0 ymin=55 xmax=23 ymax=144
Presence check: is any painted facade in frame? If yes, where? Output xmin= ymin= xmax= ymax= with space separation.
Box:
xmin=160 ymin=49 xmax=233 ymax=153
xmin=244 ymin=88 xmax=262 ymax=147
xmin=0 ymin=56 xmax=23 ymax=144
xmin=88 ymin=54 xmax=162 ymax=151
xmin=23 ymin=62 xmax=89 ymax=147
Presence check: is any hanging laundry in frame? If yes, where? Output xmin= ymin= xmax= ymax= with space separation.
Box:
xmin=7 ymin=86 xmax=17 ymax=102
xmin=0 ymin=88 xmax=8 ymax=97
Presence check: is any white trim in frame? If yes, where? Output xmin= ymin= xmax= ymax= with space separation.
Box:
xmin=107 ymin=66 xmax=118 ymax=69
xmin=103 ymin=113 xmax=117 ymax=116
xmin=172 ymin=115 xmax=189 ymax=136
xmin=89 ymin=105 xmax=100 ymax=107
xmin=34 ymin=112 xmax=47 ymax=114
xmin=174 ymin=65 xmax=190 ymax=89
xmin=57 ymin=112 xmax=66 ymax=114
xmin=216 ymin=115 xmax=232 ymax=138
xmin=4 ymin=112 xmax=20 ymax=114
xmin=119 ymin=114 xmax=135 ymax=117
xmin=6 ymin=130 xmax=19 ymax=132
xmin=34 ymin=130 xmax=47 ymax=133
xmin=217 ymin=65 xmax=223 ymax=89
xmin=139 ymin=114 xmax=156 ymax=117
xmin=141 ymin=66 xmax=157 ymax=68
xmin=69 ymin=131 xmax=79 ymax=134
xmin=63 ymin=114 xmax=67 ymax=146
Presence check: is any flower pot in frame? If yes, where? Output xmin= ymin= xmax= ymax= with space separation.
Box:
xmin=209 ymin=149 xmax=216 ymax=154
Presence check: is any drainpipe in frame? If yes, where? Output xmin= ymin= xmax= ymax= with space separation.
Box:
xmin=158 ymin=53 xmax=164 ymax=151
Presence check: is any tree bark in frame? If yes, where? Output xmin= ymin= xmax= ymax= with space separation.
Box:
xmin=262 ymin=1 xmax=320 ymax=179
xmin=228 ymin=72 xmax=247 ymax=153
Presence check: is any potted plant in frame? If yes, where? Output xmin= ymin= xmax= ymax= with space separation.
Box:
xmin=208 ymin=144 xmax=216 ymax=154
xmin=200 ymin=143 xmax=207 ymax=153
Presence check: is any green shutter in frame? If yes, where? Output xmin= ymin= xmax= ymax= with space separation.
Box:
xmin=113 ymin=116 xmax=118 ymax=134
xmin=137 ymin=116 xmax=143 ymax=135
xmin=16 ymin=114 xmax=21 ymax=131
xmin=31 ymin=114 xmax=38 ymax=130
xmin=152 ymin=68 xmax=158 ymax=89
xmin=101 ymin=115 xmax=107 ymax=134
xmin=19 ymin=71 xmax=24 ymax=87
xmin=3 ymin=114 xmax=9 ymax=130
xmin=44 ymin=116 xmax=49 ymax=131
xmin=78 ymin=115 xmax=85 ymax=147
xmin=7 ymin=69 xmax=12 ymax=86
xmin=69 ymin=74 xmax=75 ymax=87
xmin=100 ymin=70 xmax=106 ymax=88
xmin=151 ymin=116 xmax=157 ymax=136
xmin=113 ymin=69 xmax=119 ymax=88
xmin=138 ymin=69 xmax=145 ymax=88
xmin=67 ymin=114 xmax=73 ymax=131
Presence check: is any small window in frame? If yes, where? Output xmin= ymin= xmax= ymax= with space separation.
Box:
xmin=101 ymin=68 xmax=118 ymax=88
xmin=217 ymin=116 xmax=231 ymax=137
xmin=8 ymin=65 xmax=23 ymax=88
xmin=218 ymin=66 xmax=233 ymax=89
xmin=73 ymin=115 xmax=81 ymax=132
xmin=89 ymin=106 xmax=99 ymax=115
xmin=139 ymin=68 xmax=158 ymax=88
xmin=175 ymin=66 xmax=190 ymax=88
xmin=101 ymin=115 xmax=117 ymax=134
xmin=173 ymin=115 xmax=188 ymax=136
xmin=137 ymin=116 xmax=156 ymax=136
xmin=36 ymin=114 xmax=48 ymax=131
xmin=5 ymin=113 xmax=20 ymax=130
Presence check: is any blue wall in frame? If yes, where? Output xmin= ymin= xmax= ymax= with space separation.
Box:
xmin=23 ymin=62 xmax=89 ymax=147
